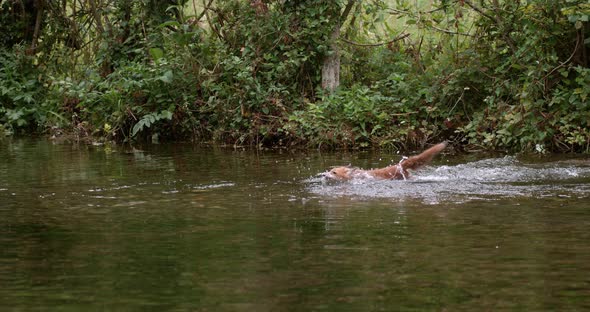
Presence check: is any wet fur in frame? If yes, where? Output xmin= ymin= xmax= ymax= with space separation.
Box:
xmin=323 ymin=142 xmax=447 ymax=181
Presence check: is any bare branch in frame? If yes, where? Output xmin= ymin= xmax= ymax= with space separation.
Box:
xmin=196 ymin=0 xmax=214 ymax=22
xmin=340 ymin=33 xmax=410 ymax=47
xmin=390 ymin=6 xmax=443 ymax=16
xmin=462 ymin=0 xmax=516 ymax=53
xmin=430 ymin=25 xmax=475 ymax=37
xmin=202 ymin=0 xmax=223 ymax=41
xmin=29 ymin=0 xmax=44 ymax=54
xmin=462 ymin=0 xmax=498 ymax=25
xmin=542 ymin=34 xmax=581 ymax=81
xmin=340 ymin=0 xmax=356 ymax=22
xmin=87 ymin=0 xmax=104 ymax=34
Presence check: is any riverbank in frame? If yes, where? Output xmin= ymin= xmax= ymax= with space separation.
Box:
xmin=1 ymin=1 xmax=588 ymax=153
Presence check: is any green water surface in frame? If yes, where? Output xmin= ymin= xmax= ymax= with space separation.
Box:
xmin=1 ymin=139 xmax=589 ymax=311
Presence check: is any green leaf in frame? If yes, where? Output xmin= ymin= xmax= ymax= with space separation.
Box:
xmin=160 ymin=110 xmax=173 ymax=120
xmin=158 ymin=21 xmax=181 ymax=28
xmin=159 ymin=70 xmax=174 ymax=84
xmin=149 ymin=48 xmax=164 ymax=62
xmin=132 ymin=120 xmax=143 ymax=137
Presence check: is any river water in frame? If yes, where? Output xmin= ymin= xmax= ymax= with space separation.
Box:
xmin=1 ymin=139 xmax=590 ymax=311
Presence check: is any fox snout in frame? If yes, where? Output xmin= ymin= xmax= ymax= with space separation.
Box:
xmin=321 ymin=167 xmax=352 ymax=181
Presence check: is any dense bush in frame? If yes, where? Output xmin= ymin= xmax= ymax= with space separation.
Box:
xmin=0 ymin=46 xmax=52 ymax=134
xmin=0 ymin=0 xmax=588 ymax=152
xmin=452 ymin=1 xmax=590 ymax=152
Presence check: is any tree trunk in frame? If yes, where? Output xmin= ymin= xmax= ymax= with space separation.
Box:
xmin=321 ymin=25 xmax=340 ymax=93
xmin=88 ymin=0 xmax=105 ymax=34
xmin=321 ymin=0 xmax=355 ymax=93
xmin=28 ymin=0 xmax=44 ymax=55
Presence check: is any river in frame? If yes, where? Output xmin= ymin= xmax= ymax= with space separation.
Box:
xmin=1 ymin=139 xmax=590 ymax=311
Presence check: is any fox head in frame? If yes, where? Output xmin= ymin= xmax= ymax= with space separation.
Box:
xmin=323 ymin=166 xmax=353 ymax=181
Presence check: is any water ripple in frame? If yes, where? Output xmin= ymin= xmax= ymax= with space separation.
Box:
xmin=307 ymin=157 xmax=590 ymax=203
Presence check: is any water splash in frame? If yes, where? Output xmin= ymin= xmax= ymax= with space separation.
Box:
xmin=307 ymin=156 xmax=590 ymax=204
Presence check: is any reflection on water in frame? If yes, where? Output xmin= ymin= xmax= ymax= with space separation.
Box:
xmin=1 ymin=139 xmax=590 ymax=311
xmin=308 ymin=156 xmax=590 ymax=203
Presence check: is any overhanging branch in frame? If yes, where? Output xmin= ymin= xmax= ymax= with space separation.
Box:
xmin=340 ymin=33 xmax=410 ymax=47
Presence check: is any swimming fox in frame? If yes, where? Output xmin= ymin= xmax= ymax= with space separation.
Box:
xmin=323 ymin=142 xmax=447 ymax=181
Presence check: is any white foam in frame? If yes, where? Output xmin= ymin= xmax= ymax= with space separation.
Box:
xmin=307 ymin=157 xmax=590 ymax=203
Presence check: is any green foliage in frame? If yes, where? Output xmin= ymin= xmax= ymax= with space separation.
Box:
xmin=0 ymin=0 xmax=588 ymax=152
xmin=187 ymin=0 xmax=341 ymax=145
xmin=0 ymin=47 xmax=60 ymax=133
xmin=288 ymin=80 xmax=445 ymax=149
xmin=289 ymin=85 xmax=396 ymax=148
xmin=450 ymin=0 xmax=590 ymax=152
xmin=549 ymin=66 xmax=590 ymax=151
xmin=132 ymin=110 xmax=173 ymax=137
xmin=49 ymin=58 xmax=199 ymax=141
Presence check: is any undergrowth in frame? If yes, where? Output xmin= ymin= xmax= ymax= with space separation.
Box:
xmin=0 ymin=0 xmax=588 ymax=152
